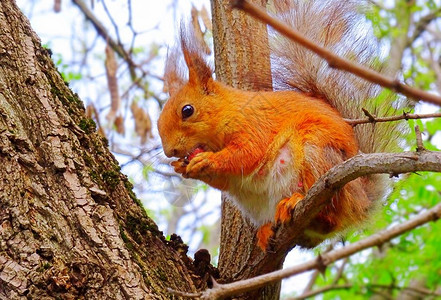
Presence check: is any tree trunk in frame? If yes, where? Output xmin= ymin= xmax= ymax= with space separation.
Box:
xmin=0 ymin=1 xmax=205 ymax=299
xmin=211 ymin=1 xmax=285 ymax=299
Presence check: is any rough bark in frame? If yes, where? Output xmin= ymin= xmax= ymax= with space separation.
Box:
xmin=0 ymin=1 xmax=203 ymax=299
xmin=210 ymin=1 xmax=284 ymax=299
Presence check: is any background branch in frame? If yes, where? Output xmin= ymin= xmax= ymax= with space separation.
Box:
xmin=291 ymin=282 xmax=441 ymax=300
xmin=345 ymin=111 xmax=441 ymax=126
xmin=72 ymin=0 xmax=132 ymax=64
xmin=407 ymin=7 xmax=441 ymax=47
xmin=298 ymin=243 xmax=336 ymax=298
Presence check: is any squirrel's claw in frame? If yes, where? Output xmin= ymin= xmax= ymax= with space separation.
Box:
xmin=275 ymin=193 xmax=303 ymax=224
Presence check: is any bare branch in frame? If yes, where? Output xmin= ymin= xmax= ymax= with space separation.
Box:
xmin=232 ymin=0 xmax=441 ymax=106
xmin=291 ymin=283 xmax=441 ymax=299
xmin=407 ymin=7 xmax=441 ymax=47
xmin=345 ymin=111 xmax=441 ymax=126
xmin=72 ymin=0 xmax=164 ymax=107
xmin=415 ymin=125 xmax=425 ymax=152
xmin=427 ymin=42 xmax=441 ymax=94
xmin=293 ymin=283 xmax=353 ymax=299
xmin=331 ymin=257 xmax=348 ymax=285
xmin=72 ymin=0 xmax=132 ymax=64
xmin=299 ymin=243 xmax=334 ymax=297
xmin=101 ymin=0 xmax=123 ymax=47
xmin=362 ymin=108 xmax=377 ymax=123
xmin=179 ymin=150 xmax=441 ymax=299
xmin=167 ymin=287 xmax=202 ymax=298
xmin=300 ymin=269 xmax=320 ymax=296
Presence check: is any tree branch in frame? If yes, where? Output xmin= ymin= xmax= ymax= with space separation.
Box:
xmin=72 ymin=0 xmax=164 ymax=109
xmin=299 ymin=244 xmax=333 ymax=297
xmin=415 ymin=125 xmax=425 ymax=151
xmin=293 ymin=283 xmax=353 ymax=299
xmin=407 ymin=7 xmax=441 ymax=48
xmin=232 ymin=0 xmax=441 ymax=106
xmin=179 ymin=150 xmax=441 ymax=299
xmin=274 ymin=151 xmax=441 ymax=253
xmin=72 ymin=0 xmax=132 ymax=64
xmin=344 ymin=111 xmax=441 ymax=126
xmin=101 ymin=0 xmax=123 ymax=48
xmin=292 ymin=282 xmax=441 ymax=299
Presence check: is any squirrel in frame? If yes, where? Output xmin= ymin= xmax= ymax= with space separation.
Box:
xmin=157 ymin=0 xmax=400 ymax=251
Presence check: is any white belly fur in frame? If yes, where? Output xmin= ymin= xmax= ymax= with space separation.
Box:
xmin=226 ymin=144 xmax=301 ymax=226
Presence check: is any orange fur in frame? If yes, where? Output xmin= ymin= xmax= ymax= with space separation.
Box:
xmin=158 ymin=78 xmax=369 ymax=249
xmin=158 ymin=0 xmax=399 ymax=251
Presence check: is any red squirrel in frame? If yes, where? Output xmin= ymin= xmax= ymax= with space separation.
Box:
xmin=157 ymin=0 xmax=398 ymax=250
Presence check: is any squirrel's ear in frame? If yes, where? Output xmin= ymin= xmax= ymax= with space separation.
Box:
xmin=183 ymin=48 xmax=213 ymax=92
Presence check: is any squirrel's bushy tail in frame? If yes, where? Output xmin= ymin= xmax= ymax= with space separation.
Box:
xmin=270 ymin=0 xmax=404 ymax=202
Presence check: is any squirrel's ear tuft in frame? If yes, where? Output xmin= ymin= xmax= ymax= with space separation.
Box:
xmin=164 ymin=23 xmax=213 ymax=96
xmin=183 ymin=48 xmax=212 ymax=89
xmin=164 ymin=46 xmax=186 ymax=96
xmin=180 ymin=24 xmax=213 ymax=92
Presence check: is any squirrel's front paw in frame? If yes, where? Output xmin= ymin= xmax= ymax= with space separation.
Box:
xmin=184 ymin=152 xmax=214 ymax=178
xmin=171 ymin=158 xmax=188 ymax=175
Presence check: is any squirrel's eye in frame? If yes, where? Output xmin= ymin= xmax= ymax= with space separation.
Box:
xmin=181 ymin=104 xmax=194 ymax=119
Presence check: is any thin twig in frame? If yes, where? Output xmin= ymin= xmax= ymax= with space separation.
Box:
xmin=290 ymin=282 xmax=441 ymax=299
xmin=344 ymin=111 xmax=441 ymax=125
xmin=299 ymin=243 xmax=334 ymax=297
xmin=72 ymin=0 xmax=131 ymax=63
xmin=101 ymin=0 xmax=123 ymax=47
xmin=331 ymin=257 xmax=348 ymax=285
xmin=415 ymin=125 xmax=425 ymax=151
xmin=292 ymin=284 xmax=353 ymax=300
xmin=300 ymin=269 xmax=319 ymax=296
xmin=407 ymin=7 xmax=441 ymax=48
xmin=72 ymin=0 xmax=142 ymax=82
xmin=72 ymin=0 xmax=164 ymax=107
xmin=232 ymin=0 xmax=441 ymax=106
xmin=362 ymin=108 xmax=377 ymax=123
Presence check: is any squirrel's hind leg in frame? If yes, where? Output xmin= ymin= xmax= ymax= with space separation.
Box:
xmin=256 ymin=222 xmax=274 ymax=251
xmin=274 ymin=192 xmax=304 ymax=223
xmin=256 ymin=192 xmax=304 ymax=251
